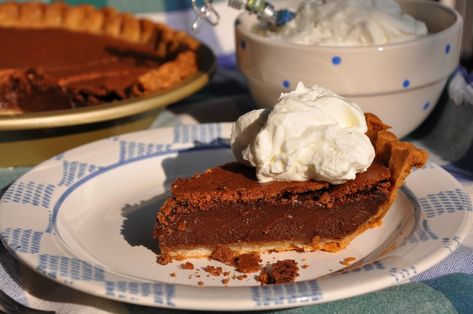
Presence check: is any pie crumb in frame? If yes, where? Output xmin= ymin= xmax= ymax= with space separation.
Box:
xmin=157 ymin=254 xmax=172 ymax=265
xmin=257 ymin=260 xmax=299 ymax=285
xmin=180 ymin=262 xmax=194 ymax=270
xmin=235 ymin=253 xmax=261 ymax=273
xmin=340 ymin=257 xmax=356 ymax=266
xmin=203 ymin=265 xmax=223 ymax=276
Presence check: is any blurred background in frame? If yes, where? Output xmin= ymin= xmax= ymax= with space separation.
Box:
xmin=440 ymin=0 xmax=473 ymax=64
xmin=1 ymin=0 xmax=472 ymax=167
xmin=6 ymin=0 xmax=471 ymax=67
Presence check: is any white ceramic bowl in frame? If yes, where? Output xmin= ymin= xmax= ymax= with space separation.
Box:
xmin=235 ymin=0 xmax=462 ymax=137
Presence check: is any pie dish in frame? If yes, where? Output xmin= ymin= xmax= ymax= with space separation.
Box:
xmin=0 ymin=1 xmax=199 ymax=114
xmin=154 ymin=113 xmax=428 ymax=260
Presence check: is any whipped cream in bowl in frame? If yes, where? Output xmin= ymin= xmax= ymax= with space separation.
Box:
xmin=231 ymin=83 xmax=375 ymax=184
xmin=255 ymin=0 xmax=428 ymax=46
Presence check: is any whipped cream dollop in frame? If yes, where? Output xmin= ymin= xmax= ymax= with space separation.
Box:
xmin=257 ymin=0 xmax=428 ymax=46
xmin=231 ymin=83 xmax=375 ymax=184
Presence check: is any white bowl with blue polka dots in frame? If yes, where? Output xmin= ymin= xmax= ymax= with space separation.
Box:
xmin=235 ymin=0 xmax=462 ymax=137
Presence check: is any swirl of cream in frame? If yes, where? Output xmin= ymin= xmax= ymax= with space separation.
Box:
xmin=231 ymin=82 xmax=375 ymax=184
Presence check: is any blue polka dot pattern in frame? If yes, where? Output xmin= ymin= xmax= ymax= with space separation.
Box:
xmin=283 ymin=80 xmax=290 ymax=88
xmin=332 ymin=56 xmax=341 ymax=65
xmin=445 ymin=44 xmax=451 ymax=55
xmin=240 ymin=40 xmax=246 ymax=49
xmin=423 ymin=101 xmax=431 ymax=111
xmin=403 ymin=80 xmax=410 ymax=88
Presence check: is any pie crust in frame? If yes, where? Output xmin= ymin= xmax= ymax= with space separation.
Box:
xmin=0 ymin=2 xmax=200 ymax=114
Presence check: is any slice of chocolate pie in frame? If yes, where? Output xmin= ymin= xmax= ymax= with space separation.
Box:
xmin=0 ymin=2 xmax=199 ymax=114
xmin=154 ymin=113 xmax=428 ymax=260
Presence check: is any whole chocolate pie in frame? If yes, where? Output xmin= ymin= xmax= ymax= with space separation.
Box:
xmin=0 ymin=2 xmax=199 ymax=114
xmin=154 ymin=114 xmax=428 ymax=260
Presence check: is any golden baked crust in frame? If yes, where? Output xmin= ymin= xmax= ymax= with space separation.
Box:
xmin=0 ymin=1 xmax=199 ymax=96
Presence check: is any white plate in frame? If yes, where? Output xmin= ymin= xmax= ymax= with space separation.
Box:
xmin=0 ymin=123 xmax=472 ymax=311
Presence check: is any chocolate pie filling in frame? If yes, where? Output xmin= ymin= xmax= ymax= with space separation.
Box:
xmin=0 ymin=27 xmax=179 ymax=112
xmin=155 ymin=162 xmax=391 ymax=251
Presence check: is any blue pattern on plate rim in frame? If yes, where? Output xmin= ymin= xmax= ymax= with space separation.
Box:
xmin=389 ymin=266 xmax=418 ymax=282
xmin=418 ymin=189 xmax=472 ymax=218
xmin=442 ymin=236 xmax=462 ymax=254
xmin=1 ymin=225 xmax=176 ymax=306
xmin=1 ymin=228 xmax=43 ymax=254
xmin=37 ymin=253 xmax=105 ymax=281
xmin=1 ymin=181 xmax=55 ymax=209
xmin=105 ymin=281 xmax=175 ymax=305
xmin=407 ymin=219 xmax=438 ymax=244
xmin=345 ymin=260 xmax=386 ymax=273
xmin=0 ymin=124 xmax=472 ymax=309
xmin=251 ymin=280 xmax=322 ymax=307
xmin=58 ymin=161 xmax=103 ymax=187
